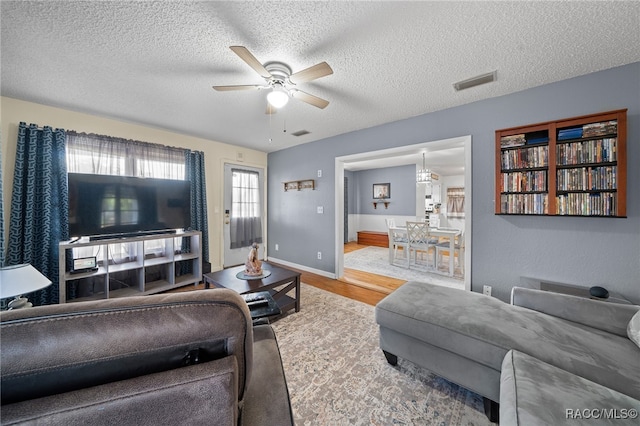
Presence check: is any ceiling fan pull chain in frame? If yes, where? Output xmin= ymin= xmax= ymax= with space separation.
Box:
xmin=269 ymin=109 xmax=273 ymax=143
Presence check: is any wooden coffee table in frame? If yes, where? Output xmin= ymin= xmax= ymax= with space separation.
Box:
xmin=203 ymin=262 xmax=301 ymax=314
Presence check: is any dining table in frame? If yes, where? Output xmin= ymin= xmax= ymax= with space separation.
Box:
xmin=389 ymin=225 xmax=461 ymax=277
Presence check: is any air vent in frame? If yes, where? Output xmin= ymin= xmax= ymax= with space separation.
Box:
xmin=453 ymin=71 xmax=497 ymax=91
xmin=292 ymin=130 xmax=310 ymax=137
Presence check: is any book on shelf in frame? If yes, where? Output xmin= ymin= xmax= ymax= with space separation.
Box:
xmin=582 ymin=120 xmax=617 ymax=138
xmin=556 ymin=166 xmax=617 ymax=191
xmin=501 ymin=145 xmax=548 ymax=170
xmin=526 ymin=136 xmax=549 ymax=145
xmin=556 ymin=192 xmax=616 ymax=216
xmin=501 ymin=170 xmax=547 ymax=192
xmin=557 ymin=127 xmax=583 ymax=141
xmin=500 ymin=134 xmax=526 ymax=147
xmin=500 ymin=193 xmax=548 ymax=215
xmin=556 ymin=138 xmax=617 ymax=165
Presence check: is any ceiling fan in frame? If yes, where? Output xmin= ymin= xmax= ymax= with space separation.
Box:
xmin=212 ymin=46 xmax=333 ymax=113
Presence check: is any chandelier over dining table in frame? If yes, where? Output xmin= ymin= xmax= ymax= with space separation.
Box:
xmin=416 ymin=152 xmax=432 ymax=183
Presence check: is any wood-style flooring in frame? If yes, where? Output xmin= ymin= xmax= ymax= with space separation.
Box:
xmin=168 ymin=242 xmax=404 ymax=306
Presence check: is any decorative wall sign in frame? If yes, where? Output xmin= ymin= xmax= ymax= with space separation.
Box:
xmin=284 ymin=179 xmax=315 ymax=191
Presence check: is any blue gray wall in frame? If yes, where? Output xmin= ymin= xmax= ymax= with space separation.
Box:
xmin=267 ymin=62 xmax=640 ymax=302
xmin=351 ymin=165 xmax=416 ymax=215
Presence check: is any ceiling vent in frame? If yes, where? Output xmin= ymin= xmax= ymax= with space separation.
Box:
xmin=292 ymin=130 xmax=310 ymax=137
xmin=453 ymin=71 xmax=497 ymax=91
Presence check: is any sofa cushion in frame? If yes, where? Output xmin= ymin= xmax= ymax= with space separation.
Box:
xmin=511 ymin=286 xmax=639 ymax=337
xmin=375 ymin=281 xmax=640 ymax=400
xmin=242 ymin=325 xmax=294 ymax=426
xmin=500 ymin=350 xmax=640 ymax=426
xmin=1 ymin=356 xmax=239 ymax=426
xmin=1 ymin=290 xmax=253 ymax=405
xmin=628 ymin=310 xmax=640 ymax=349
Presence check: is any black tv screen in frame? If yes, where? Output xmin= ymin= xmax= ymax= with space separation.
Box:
xmin=68 ymin=173 xmax=191 ymax=238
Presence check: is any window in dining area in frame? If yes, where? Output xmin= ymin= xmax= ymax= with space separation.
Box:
xmin=446 ymin=187 xmax=465 ymax=218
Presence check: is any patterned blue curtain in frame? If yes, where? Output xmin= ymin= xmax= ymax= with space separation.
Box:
xmin=185 ymin=150 xmax=209 ymax=262
xmin=8 ymin=123 xmax=68 ymax=305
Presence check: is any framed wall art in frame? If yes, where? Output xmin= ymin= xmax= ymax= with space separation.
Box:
xmin=373 ymin=183 xmax=390 ymax=199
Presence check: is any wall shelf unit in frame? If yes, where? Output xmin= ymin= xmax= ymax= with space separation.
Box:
xmin=372 ymin=200 xmax=390 ymax=209
xmin=283 ymin=179 xmax=315 ymax=191
xmin=495 ymin=109 xmax=627 ymax=217
xmin=58 ymin=230 xmax=202 ymax=303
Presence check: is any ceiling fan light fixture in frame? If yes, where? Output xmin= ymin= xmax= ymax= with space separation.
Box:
xmin=267 ymin=84 xmax=289 ymax=108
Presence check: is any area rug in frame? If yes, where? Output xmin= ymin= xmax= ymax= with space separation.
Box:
xmin=344 ymin=246 xmax=464 ymax=290
xmin=271 ymin=284 xmax=494 ymax=425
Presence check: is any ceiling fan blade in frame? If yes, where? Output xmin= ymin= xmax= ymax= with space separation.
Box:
xmin=265 ymin=103 xmax=278 ymax=115
xmin=229 ymin=46 xmax=272 ymax=79
xmin=289 ymin=62 xmax=333 ymax=84
xmin=212 ymin=84 xmax=263 ymax=91
xmin=291 ymin=89 xmax=330 ymax=109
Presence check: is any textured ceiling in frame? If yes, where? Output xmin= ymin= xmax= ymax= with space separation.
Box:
xmin=2 ymin=1 xmax=639 ymax=160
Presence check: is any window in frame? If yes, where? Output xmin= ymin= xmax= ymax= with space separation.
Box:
xmin=230 ymin=169 xmax=262 ymax=249
xmin=231 ymin=170 xmax=261 ymax=219
xmin=66 ymin=132 xmax=187 ymax=260
xmin=446 ymin=187 xmax=465 ymax=218
xmin=66 ymin=132 xmax=185 ymax=179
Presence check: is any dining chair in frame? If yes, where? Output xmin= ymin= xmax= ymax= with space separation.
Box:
xmin=386 ymin=218 xmax=409 ymax=265
xmin=436 ymin=231 xmax=465 ymax=275
xmin=406 ymin=221 xmax=438 ymax=269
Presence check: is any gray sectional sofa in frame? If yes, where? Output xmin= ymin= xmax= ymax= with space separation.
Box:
xmin=375 ymin=281 xmax=640 ymax=424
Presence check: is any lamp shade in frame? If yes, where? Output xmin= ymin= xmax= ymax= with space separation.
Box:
xmin=267 ymin=84 xmax=289 ymax=108
xmin=0 ymin=264 xmax=52 ymax=300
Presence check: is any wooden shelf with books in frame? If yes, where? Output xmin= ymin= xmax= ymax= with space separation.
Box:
xmin=495 ymin=109 xmax=626 ymax=217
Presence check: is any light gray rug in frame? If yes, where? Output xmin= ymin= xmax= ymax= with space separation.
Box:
xmin=271 ymin=284 xmax=494 ymax=425
xmin=344 ymin=246 xmax=464 ymax=290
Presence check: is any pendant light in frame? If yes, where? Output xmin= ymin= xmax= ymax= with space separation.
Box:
xmin=416 ymin=152 xmax=432 ymax=183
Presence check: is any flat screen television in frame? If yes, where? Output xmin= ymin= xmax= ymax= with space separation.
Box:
xmin=67 ymin=173 xmax=191 ymax=239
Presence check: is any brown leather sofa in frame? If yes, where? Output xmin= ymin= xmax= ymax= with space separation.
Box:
xmin=1 ymin=289 xmax=293 ymax=425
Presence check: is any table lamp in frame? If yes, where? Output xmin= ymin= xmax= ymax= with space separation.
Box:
xmin=0 ymin=264 xmax=52 ymax=309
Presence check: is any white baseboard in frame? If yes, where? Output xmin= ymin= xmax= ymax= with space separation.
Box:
xmin=267 ymin=257 xmax=336 ymax=279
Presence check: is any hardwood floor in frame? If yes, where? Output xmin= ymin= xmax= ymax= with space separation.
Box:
xmin=168 ymin=243 xmax=403 ymax=306
xmin=341 ymin=242 xmax=406 ymax=297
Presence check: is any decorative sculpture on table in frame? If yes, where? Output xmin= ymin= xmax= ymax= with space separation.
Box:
xmin=244 ymin=242 xmax=263 ymax=276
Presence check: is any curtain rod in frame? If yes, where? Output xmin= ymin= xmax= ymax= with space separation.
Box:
xmin=20 ymin=122 xmax=64 ymax=131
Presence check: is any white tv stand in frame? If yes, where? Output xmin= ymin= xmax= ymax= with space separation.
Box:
xmin=58 ymin=230 xmax=202 ymax=303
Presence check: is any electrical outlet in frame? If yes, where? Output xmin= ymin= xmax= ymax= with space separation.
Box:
xmin=317 ymin=251 xmax=322 ymax=260
xmin=317 ymin=169 xmax=322 ymax=178
xmin=317 ymin=206 xmax=324 ymax=214
xmin=275 ymin=244 xmax=279 ymax=251
xmin=483 ymin=285 xmax=492 ymax=297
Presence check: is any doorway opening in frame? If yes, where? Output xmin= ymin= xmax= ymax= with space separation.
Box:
xmin=334 ymin=135 xmax=472 ymax=292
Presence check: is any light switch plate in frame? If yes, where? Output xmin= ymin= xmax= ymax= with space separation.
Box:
xmin=317 ymin=206 xmax=323 ymax=214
